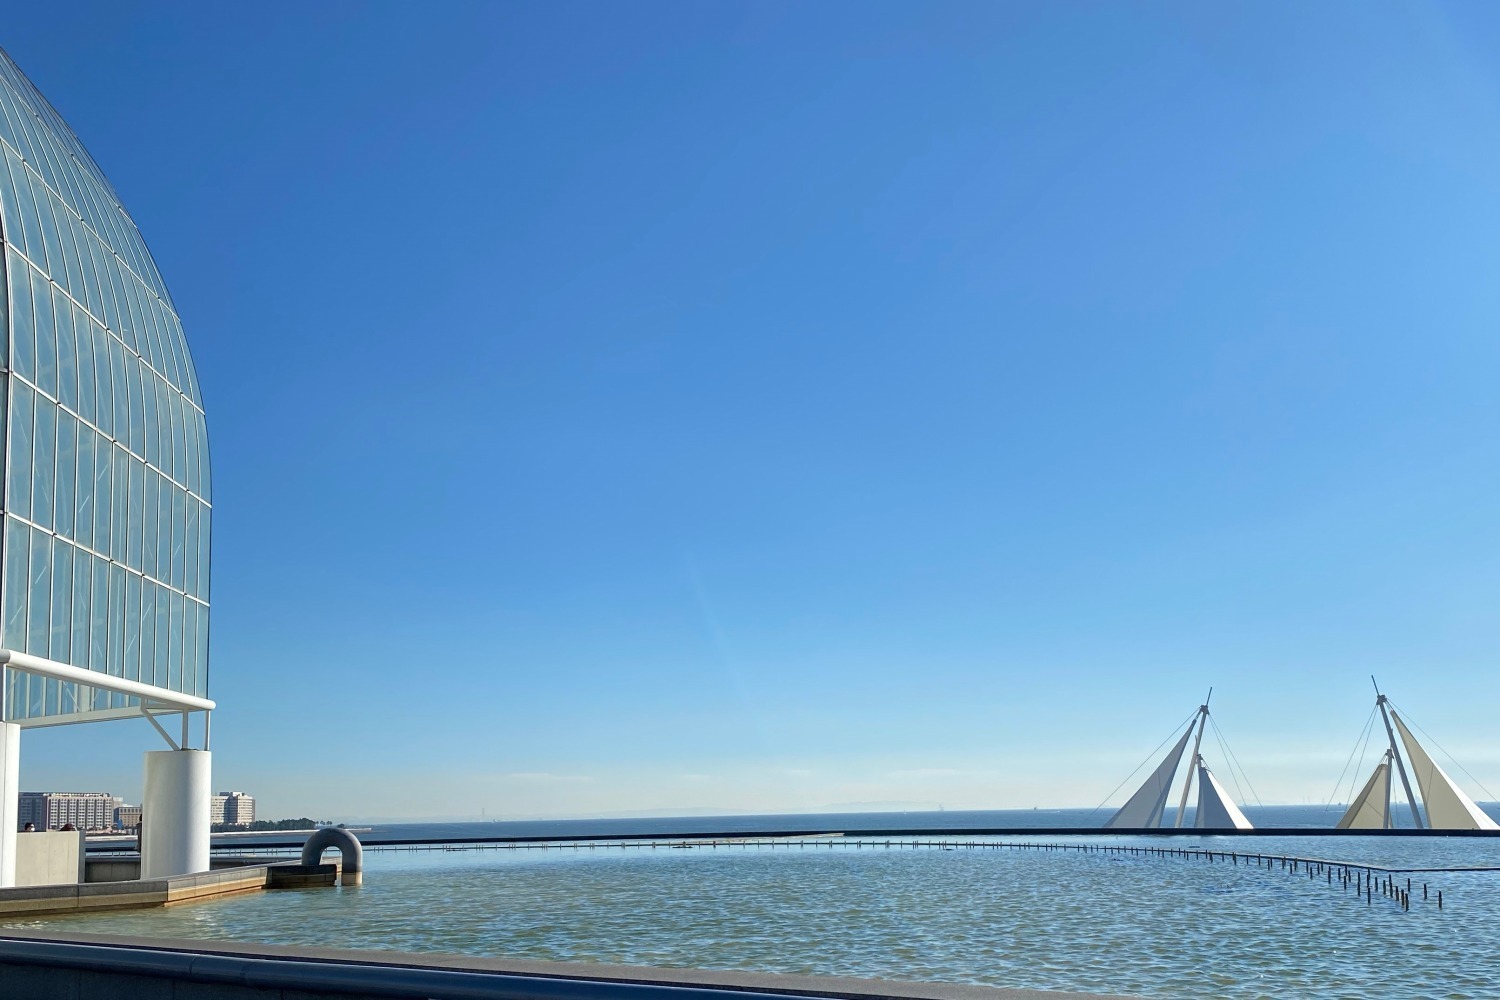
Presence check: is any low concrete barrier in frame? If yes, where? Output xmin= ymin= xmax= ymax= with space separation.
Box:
xmin=15 ymin=830 xmax=85 ymax=887
xmin=0 ymin=931 xmax=1130 ymax=1000
xmin=0 ymin=859 xmax=336 ymax=918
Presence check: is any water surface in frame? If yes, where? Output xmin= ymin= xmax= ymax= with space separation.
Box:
xmin=14 ymin=829 xmax=1500 ymax=999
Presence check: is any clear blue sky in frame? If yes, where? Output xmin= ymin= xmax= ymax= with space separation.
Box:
xmin=7 ymin=2 xmax=1500 ymax=819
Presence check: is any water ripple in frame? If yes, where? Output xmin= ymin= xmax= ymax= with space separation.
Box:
xmin=8 ymin=836 xmax=1500 ymax=999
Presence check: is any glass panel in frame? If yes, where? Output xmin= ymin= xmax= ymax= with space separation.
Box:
xmin=0 ymin=153 xmax=22 ymax=258
xmin=111 ymin=446 xmax=129 ymax=564
xmin=126 ymin=356 xmax=143 ymax=458
xmin=32 ymin=180 xmax=60 ymax=281
xmin=170 ymin=488 xmax=185 ymax=590
xmin=164 ymin=321 xmax=187 ymax=398
xmin=195 ymin=600 xmax=209 ymax=696
xmin=90 ymin=555 xmax=107 ymax=673
xmin=6 ymin=672 xmax=25 ymax=721
xmin=184 ymin=398 xmax=199 ymax=496
xmin=147 ymin=301 xmax=170 ymax=384
xmin=10 ymin=159 xmax=43 ymax=268
xmin=54 ymin=410 xmax=75 ymax=539
xmin=3 ymin=518 xmax=29 ymax=652
xmin=74 ymin=424 xmax=94 ymax=551
xmin=198 ymin=508 xmax=211 ymax=599
xmin=26 ymin=525 xmax=49 ymax=656
xmin=30 ymin=399 xmax=54 ymax=531
xmin=61 ymin=217 xmax=88 ymax=317
xmin=26 ymin=663 xmax=41 ymax=717
xmin=0 ymin=247 xmax=7 ymax=363
xmin=139 ymin=579 xmax=156 ymax=686
xmin=76 ymin=310 xmax=97 ymax=426
xmin=71 ymin=543 xmax=90 ymax=668
xmin=142 ymin=370 xmax=159 ymax=468
xmin=55 ymin=286 xmax=77 ymax=411
xmin=91 ymin=435 xmax=110 ymax=553
xmin=7 ymin=380 xmax=33 ymax=520
xmin=183 ymin=597 xmax=197 ymax=695
xmin=50 ymin=538 xmax=72 ymax=663
xmin=126 ymin=458 xmax=143 ymax=570
xmin=171 ymin=392 xmax=186 ymax=486
xmin=142 ymin=468 xmax=158 ymax=580
xmin=33 ymin=271 xmax=55 ymax=399
xmin=59 ymin=216 xmax=87 ymax=318
xmin=109 ymin=337 xmax=127 ymax=445
xmin=184 ymin=499 xmax=199 ymax=601
xmin=122 ymin=571 xmax=139 ymax=683
xmin=99 ymin=243 xmax=125 ymax=334
xmin=108 ymin=564 xmax=125 ymax=677
xmin=7 ymin=250 xmax=32 ymax=381
xmin=156 ymin=478 xmax=171 ymax=585
xmin=92 ymin=321 xmax=112 ymax=435
xmin=166 ymin=588 xmax=181 ymax=692
xmin=118 ymin=278 xmax=140 ymax=356
xmin=197 ymin=409 xmax=211 ymax=501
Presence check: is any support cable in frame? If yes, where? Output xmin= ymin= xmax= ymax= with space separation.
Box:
xmin=1208 ymin=715 xmax=1264 ymax=809
xmin=1324 ymin=705 xmax=1378 ymax=817
xmin=1085 ymin=709 xmax=1200 ymax=818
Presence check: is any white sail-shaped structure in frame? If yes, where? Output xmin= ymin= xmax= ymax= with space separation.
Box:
xmin=1392 ymin=712 xmax=1499 ymax=831
xmin=1104 ymin=695 xmax=1255 ymax=830
xmin=1194 ymin=763 xmax=1254 ymax=830
xmin=1335 ymin=754 xmax=1391 ymax=830
xmin=1104 ymin=725 xmax=1194 ymax=829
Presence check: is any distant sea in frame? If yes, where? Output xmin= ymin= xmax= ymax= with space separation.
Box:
xmin=213 ymin=803 xmax=1476 ymax=846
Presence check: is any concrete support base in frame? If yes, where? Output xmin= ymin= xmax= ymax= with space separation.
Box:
xmin=0 ymin=723 xmax=17 ymax=888
xmin=141 ymin=750 xmax=210 ymax=879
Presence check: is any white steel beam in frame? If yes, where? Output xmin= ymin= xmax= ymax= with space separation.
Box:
xmin=0 ymin=649 xmax=215 ymax=718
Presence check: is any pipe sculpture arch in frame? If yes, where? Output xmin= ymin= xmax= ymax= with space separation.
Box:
xmin=301 ymin=828 xmax=363 ymax=885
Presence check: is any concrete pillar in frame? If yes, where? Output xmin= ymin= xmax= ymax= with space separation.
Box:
xmin=0 ymin=722 xmax=17 ymax=888
xmin=141 ymin=749 xmax=210 ymax=879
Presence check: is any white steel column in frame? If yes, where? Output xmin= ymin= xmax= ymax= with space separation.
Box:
xmin=0 ymin=723 xmax=17 ymax=888
xmin=141 ymin=749 xmax=211 ymax=879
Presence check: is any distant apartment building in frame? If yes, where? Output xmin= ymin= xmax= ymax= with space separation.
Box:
xmin=116 ymin=805 xmax=142 ymax=830
xmin=212 ymin=792 xmax=256 ymax=827
xmin=18 ymin=792 xmax=123 ymax=831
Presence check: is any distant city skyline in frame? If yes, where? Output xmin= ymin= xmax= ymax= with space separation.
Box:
xmin=8 ymin=2 xmax=1500 ymax=820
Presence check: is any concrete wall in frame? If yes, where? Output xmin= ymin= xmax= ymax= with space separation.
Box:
xmin=0 ymin=931 xmax=1129 ymax=1000
xmin=14 ymin=831 xmax=84 ymax=887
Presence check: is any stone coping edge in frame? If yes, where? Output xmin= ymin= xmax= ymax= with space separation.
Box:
xmin=0 ymin=859 xmax=337 ymax=916
xmin=0 ymin=930 xmax=1140 ymax=1000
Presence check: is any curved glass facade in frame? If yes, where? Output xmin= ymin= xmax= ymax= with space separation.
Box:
xmin=0 ymin=48 xmax=210 ymax=723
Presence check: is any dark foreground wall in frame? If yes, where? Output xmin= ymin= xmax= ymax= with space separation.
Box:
xmin=0 ymin=932 xmax=1131 ymax=1000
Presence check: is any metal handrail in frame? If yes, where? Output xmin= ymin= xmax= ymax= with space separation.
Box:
xmin=79 ymin=824 xmax=1500 ymax=854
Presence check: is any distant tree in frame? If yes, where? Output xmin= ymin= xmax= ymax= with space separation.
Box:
xmin=211 ymin=818 xmax=323 ymax=833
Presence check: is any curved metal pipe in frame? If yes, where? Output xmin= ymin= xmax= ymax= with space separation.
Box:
xmin=301 ymin=827 xmax=363 ymax=885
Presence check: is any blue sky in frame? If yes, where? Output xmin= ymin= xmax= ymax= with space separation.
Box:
xmin=7 ymin=2 xmax=1500 ymax=819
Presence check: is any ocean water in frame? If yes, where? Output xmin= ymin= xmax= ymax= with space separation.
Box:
xmin=16 ymin=811 xmax=1500 ymax=999
xmin=205 ymin=803 xmax=1473 ymax=848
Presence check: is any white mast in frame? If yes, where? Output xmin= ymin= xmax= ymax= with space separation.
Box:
xmin=1173 ymin=691 xmax=1211 ymax=829
xmin=1373 ymin=678 xmax=1423 ymax=829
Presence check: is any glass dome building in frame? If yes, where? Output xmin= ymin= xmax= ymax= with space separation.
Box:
xmin=0 ymin=50 xmax=210 ymax=725
xmin=0 ymin=47 xmax=213 ymax=882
